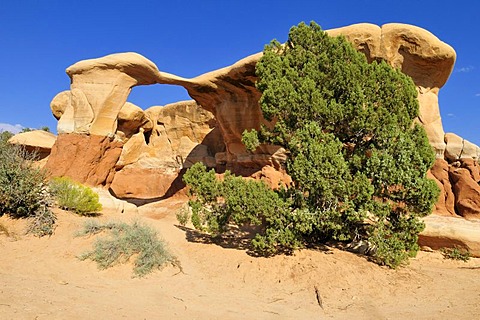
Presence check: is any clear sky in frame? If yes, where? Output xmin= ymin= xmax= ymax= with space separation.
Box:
xmin=1 ymin=0 xmax=478 ymax=145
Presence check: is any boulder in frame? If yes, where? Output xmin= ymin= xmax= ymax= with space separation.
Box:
xmin=117 ymin=102 xmax=153 ymax=139
xmin=50 ymin=90 xmax=70 ymax=120
xmin=45 ymin=133 xmax=123 ymax=186
xmin=8 ymin=130 xmax=57 ymax=160
xmin=449 ymin=167 xmax=480 ymax=219
xmin=109 ymin=167 xmax=183 ymax=201
xmin=445 ymin=132 xmax=480 ymax=161
xmin=419 ymin=215 xmax=480 ymax=257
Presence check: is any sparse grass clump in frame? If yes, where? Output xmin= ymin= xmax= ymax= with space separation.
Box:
xmin=78 ymin=220 xmax=179 ymax=277
xmin=441 ymin=247 xmax=471 ymax=262
xmin=49 ymin=177 xmax=102 ymax=215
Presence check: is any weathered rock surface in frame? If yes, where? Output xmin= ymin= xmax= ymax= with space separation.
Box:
xmin=110 ymin=100 xmax=224 ymax=199
xmin=8 ymin=130 xmax=57 ymax=160
xmin=117 ymin=102 xmax=153 ymax=139
xmin=54 ymin=52 xmax=163 ymax=136
xmin=45 ymin=134 xmax=123 ymax=186
xmin=449 ymin=167 xmax=480 ymax=219
xmin=428 ymin=159 xmax=456 ymax=216
xmin=445 ymin=132 xmax=480 ymax=161
xmin=419 ymin=215 xmax=480 ymax=257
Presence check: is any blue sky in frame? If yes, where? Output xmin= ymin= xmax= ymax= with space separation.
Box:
xmin=1 ymin=0 xmax=478 ymax=145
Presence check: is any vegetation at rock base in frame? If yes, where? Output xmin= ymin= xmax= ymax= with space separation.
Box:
xmin=0 ymin=137 xmax=56 ymax=236
xmin=49 ymin=177 xmax=102 ymax=215
xmin=183 ymin=21 xmax=439 ymax=268
xmin=441 ymin=247 xmax=471 ymax=262
xmin=78 ymin=220 xmax=180 ymax=277
xmin=0 ymin=142 xmax=44 ymax=218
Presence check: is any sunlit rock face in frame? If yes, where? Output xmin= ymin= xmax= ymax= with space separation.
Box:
xmin=46 ymin=23 xmax=480 ymax=225
xmin=110 ymin=100 xmax=223 ymax=199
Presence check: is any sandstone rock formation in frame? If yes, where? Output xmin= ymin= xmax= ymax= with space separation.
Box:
xmin=54 ymin=53 xmax=163 ymax=136
xmin=445 ymin=133 xmax=480 ymax=161
xmin=428 ymin=159 xmax=456 ymax=216
xmin=49 ymin=23 xmax=456 ymax=172
xmin=44 ymin=22 xmax=480 ymax=254
xmin=47 ymin=23 xmax=479 ymax=219
xmin=110 ymin=100 xmax=223 ymax=199
xmin=419 ymin=215 xmax=480 ymax=257
xmin=8 ymin=130 xmax=57 ymax=160
xmin=45 ymin=134 xmax=123 ymax=186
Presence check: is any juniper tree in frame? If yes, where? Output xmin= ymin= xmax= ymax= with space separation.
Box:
xmin=184 ymin=21 xmax=439 ymax=267
xmin=250 ymin=21 xmax=439 ymax=266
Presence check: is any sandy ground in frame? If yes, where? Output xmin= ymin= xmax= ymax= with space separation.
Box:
xmin=1 ymin=197 xmax=479 ymax=320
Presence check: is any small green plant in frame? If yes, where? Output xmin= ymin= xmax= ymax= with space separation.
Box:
xmin=49 ymin=177 xmax=102 ymax=215
xmin=441 ymin=247 xmax=471 ymax=262
xmin=241 ymin=129 xmax=260 ymax=152
xmin=175 ymin=205 xmax=190 ymax=226
xmin=78 ymin=220 xmax=179 ymax=277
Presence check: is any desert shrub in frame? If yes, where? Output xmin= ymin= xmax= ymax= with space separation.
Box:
xmin=78 ymin=220 xmax=179 ymax=277
xmin=49 ymin=177 xmax=102 ymax=215
xmin=0 ymin=131 xmax=14 ymax=144
xmin=0 ymin=139 xmax=56 ymax=236
xmin=26 ymin=185 xmax=57 ymax=237
xmin=183 ymin=163 xmax=302 ymax=254
xmin=0 ymin=140 xmax=46 ymax=218
xmin=441 ymin=247 xmax=471 ymax=262
xmin=183 ymin=21 xmax=439 ymax=268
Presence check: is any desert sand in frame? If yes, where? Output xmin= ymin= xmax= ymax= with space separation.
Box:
xmin=1 ymin=197 xmax=479 ymax=320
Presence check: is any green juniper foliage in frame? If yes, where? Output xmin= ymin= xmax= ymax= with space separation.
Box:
xmin=184 ymin=22 xmax=439 ymax=268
